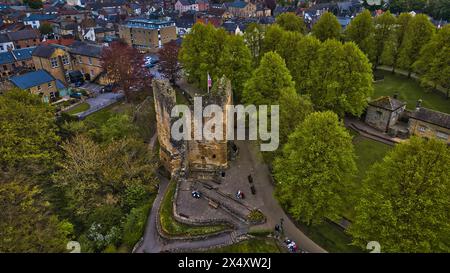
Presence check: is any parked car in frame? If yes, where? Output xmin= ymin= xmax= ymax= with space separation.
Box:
xmin=70 ymin=92 xmax=82 ymax=99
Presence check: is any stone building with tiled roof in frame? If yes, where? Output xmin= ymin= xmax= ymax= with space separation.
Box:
xmin=365 ymin=96 xmax=406 ymax=132
xmin=408 ymin=103 xmax=450 ymax=143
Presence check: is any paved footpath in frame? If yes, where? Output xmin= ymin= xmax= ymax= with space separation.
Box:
xmin=135 ymin=140 xmax=326 ymax=253
xmin=240 ymin=141 xmax=327 ymax=253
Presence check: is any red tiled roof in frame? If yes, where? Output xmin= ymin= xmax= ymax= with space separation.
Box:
xmin=42 ymin=38 xmax=75 ymax=46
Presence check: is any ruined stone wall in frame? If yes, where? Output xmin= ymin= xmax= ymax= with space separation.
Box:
xmin=153 ymin=80 xmax=182 ymax=175
xmin=153 ymin=77 xmax=232 ymax=176
xmin=187 ymin=77 xmax=232 ymax=172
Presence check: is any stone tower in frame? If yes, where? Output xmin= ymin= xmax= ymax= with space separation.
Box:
xmin=152 ymin=76 xmax=233 ymax=177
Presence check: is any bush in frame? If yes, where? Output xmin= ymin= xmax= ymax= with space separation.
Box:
xmin=247 ymin=210 xmax=265 ymax=223
xmin=122 ymin=202 xmax=152 ymax=248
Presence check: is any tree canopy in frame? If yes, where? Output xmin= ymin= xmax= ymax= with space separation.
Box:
xmin=274 ymin=111 xmax=356 ymax=225
xmin=242 ymin=51 xmax=295 ymax=106
xmin=345 ymin=10 xmax=375 ymax=64
xmin=349 ymin=137 xmax=450 ymax=252
xmin=312 ymin=12 xmax=342 ymax=42
xmin=275 ymin=12 xmax=307 ymax=34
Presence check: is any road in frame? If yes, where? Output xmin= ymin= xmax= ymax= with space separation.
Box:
xmin=135 ymin=141 xmax=326 ymax=253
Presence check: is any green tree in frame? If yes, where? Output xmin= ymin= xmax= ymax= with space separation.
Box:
xmin=275 ymin=12 xmax=307 ymax=33
xmin=99 ymin=114 xmax=137 ymax=142
xmin=219 ymin=35 xmax=252 ymax=102
xmin=25 ymin=0 xmax=43 ymax=9
xmin=243 ymin=23 xmax=265 ymax=66
xmin=413 ymin=25 xmax=450 ymax=96
xmin=398 ymin=14 xmax=435 ymax=77
xmin=349 ymin=137 xmax=450 ymax=253
xmin=308 ymin=40 xmax=373 ymax=116
xmin=39 ymin=22 xmax=53 ymax=35
xmin=261 ymin=24 xmax=285 ymax=54
xmin=288 ymin=35 xmax=322 ymax=94
xmin=242 ymin=51 xmax=295 ymax=106
xmin=0 ymin=178 xmax=72 ymax=252
xmin=381 ymin=12 xmax=412 ymax=73
xmin=345 ymin=10 xmax=376 ymax=63
xmin=278 ymin=90 xmax=314 ymax=145
xmin=373 ymin=11 xmax=396 ymax=67
xmin=274 ymin=111 xmax=356 ymax=224
xmin=0 ymin=89 xmax=59 ymax=174
xmin=180 ymin=23 xmax=252 ymax=96
xmin=312 ymin=12 xmax=342 ymax=42
xmin=52 ymin=135 xmax=158 ymax=224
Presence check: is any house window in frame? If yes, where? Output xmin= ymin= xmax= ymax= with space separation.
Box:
xmin=0 ymin=45 xmax=3 ymax=51
xmin=436 ymin=131 xmax=448 ymax=140
xmin=78 ymin=56 xmax=82 ymax=63
xmin=62 ymin=55 xmax=69 ymax=65
xmin=48 ymin=82 xmax=52 ymax=88
xmin=88 ymin=57 xmax=93 ymax=65
xmin=418 ymin=126 xmax=427 ymax=133
xmin=50 ymin=57 xmax=58 ymax=68
xmin=37 ymin=85 xmax=42 ymax=91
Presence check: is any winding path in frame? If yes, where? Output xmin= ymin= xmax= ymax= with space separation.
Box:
xmin=134 ymin=140 xmax=326 ymax=253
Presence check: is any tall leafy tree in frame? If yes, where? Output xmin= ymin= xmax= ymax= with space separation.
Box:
xmin=349 ymin=137 xmax=450 ymax=253
xmin=0 ymin=89 xmax=59 ymax=175
xmin=381 ymin=12 xmax=412 ymax=73
xmin=308 ymin=40 xmax=373 ymax=116
xmin=275 ymin=12 xmax=307 ymax=33
xmin=312 ymin=12 xmax=342 ymax=42
xmin=0 ymin=177 xmax=73 ymax=252
xmin=243 ymin=23 xmax=265 ymax=66
xmin=261 ymin=24 xmax=285 ymax=54
xmin=180 ymin=23 xmax=251 ymax=96
xmin=398 ymin=14 xmax=435 ymax=77
xmin=345 ymin=10 xmax=376 ymax=63
xmin=158 ymin=40 xmax=181 ymax=83
xmin=219 ymin=35 xmax=252 ymax=103
xmin=274 ymin=111 xmax=356 ymax=225
xmin=52 ymin=135 xmax=158 ymax=224
xmin=242 ymin=51 xmax=295 ymax=106
xmin=101 ymin=41 xmax=150 ymax=101
xmin=279 ymin=90 xmax=313 ymax=145
xmin=289 ymin=35 xmax=322 ymax=94
xmin=413 ymin=25 xmax=450 ymax=96
xmin=373 ymin=11 xmax=397 ymax=67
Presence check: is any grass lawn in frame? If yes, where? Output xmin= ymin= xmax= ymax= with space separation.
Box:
xmin=84 ymin=101 xmax=133 ymax=124
xmin=159 ymin=180 xmax=230 ymax=237
xmin=374 ymin=70 xmax=450 ymax=114
xmin=341 ymin=132 xmax=393 ymax=220
xmin=65 ymin=102 xmax=90 ymax=115
xmin=295 ymin=220 xmax=362 ymax=253
xmin=206 ymin=238 xmax=282 ymax=253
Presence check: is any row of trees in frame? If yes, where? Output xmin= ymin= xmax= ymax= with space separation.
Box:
xmin=0 ymin=90 xmax=158 ymax=252
xmin=389 ymin=0 xmax=450 ymax=21
xmin=267 ymin=11 xmax=448 ymax=94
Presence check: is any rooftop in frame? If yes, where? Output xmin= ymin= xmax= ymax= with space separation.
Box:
xmin=410 ymin=107 xmax=450 ymax=129
xmin=10 ymin=70 xmax=55 ymax=90
xmin=369 ymin=96 xmax=406 ymax=111
xmin=123 ymin=18 xmax=175 ymax=29
xmin=0 ymin=47 xmax=35 ymax=65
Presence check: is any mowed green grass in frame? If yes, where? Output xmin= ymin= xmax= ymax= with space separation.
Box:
xmin=373 ymin=70 xmax=450 ymax=114
xmin=65 ymin=102 xmax=90 ymax=115
xmin=206 ymin=238 xmax=282 ymax=253
xmin=342 ymin=133 xmax=392 ymax=221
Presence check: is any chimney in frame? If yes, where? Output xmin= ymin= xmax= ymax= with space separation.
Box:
xmin=416 ymin=99 xmax=422 ymax=111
